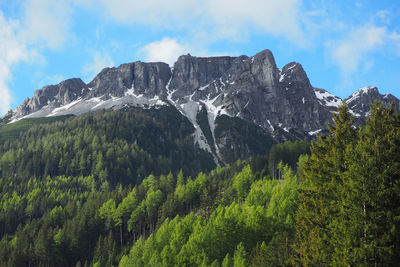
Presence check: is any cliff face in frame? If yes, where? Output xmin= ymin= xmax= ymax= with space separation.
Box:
xmin=86 ymin=62 xmax=172 ymax=99
xmin=166 ymin=49 xmax=334 ymax=136
xmin=8 ymin=49 xmax=399 ymax=162
xmin=13 ymin=78 xmax=88 ymax=117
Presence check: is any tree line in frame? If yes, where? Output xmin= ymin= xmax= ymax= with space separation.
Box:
xmin=0 ymin=102 xmax=399 ymax=266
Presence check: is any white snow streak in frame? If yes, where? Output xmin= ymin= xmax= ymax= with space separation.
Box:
xmin=314 ymin=88 xmax=342 ymax=108
xmin=308 ymin=129 xmax=322 ymax=135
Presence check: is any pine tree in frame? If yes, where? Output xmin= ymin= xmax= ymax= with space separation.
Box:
xmin=294 ymin=103 xmax=400 ymax=265
xmin=233 ymin=242 xmax=248 ymax=267
xmin=350 ymin=102 xmax=400 ymax=265
xmin=294 ymin=105 xmax=357 ymax=265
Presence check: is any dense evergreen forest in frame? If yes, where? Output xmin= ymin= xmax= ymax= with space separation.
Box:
xmin=0 ymin=102 xmax=399 ymax=266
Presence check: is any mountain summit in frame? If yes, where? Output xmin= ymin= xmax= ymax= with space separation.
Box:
xmin=5 ymin=49 xmax=399 ymax=161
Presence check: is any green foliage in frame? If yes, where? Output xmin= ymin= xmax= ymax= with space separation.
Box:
xmin=99 ymin=199 xmax=116 ymax=227
xmin=0 ymin=112 xmax=12 ymax=125
xmin=295 ymin=103 xmax=400 ymax=266
xmin=7 ymin=102 xmax=391 ymax=266
xmin=0 ymin=153 xmax=263 ymax=266
xmin=0 ymin=107 xmax=215 ymax=185
xmin=268 ymin=139 xmax=310 ymax=179
xmin=119 ymin=164 xmax=298 ymax=267
xmin=222 ymin=253 xmax=233 ymax=267
xmin=233 ymin=165 xmax=254 ymax=201
xmin=0 ymin=115 xmax=73 ymax=144
xmin=233 ymin=242 xmax=248 ymax=267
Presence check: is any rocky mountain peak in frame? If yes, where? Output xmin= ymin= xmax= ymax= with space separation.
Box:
xmin=249 ymin=49 xmax=279 ymax=91
xmin=345 ymin=86 xmax=399 ymax=118
xmin=7 ymin=49 xmax=399 ymax=153
xmin=13 ymin=78 xmax=87 ymax=118
xmin=251 ymin=49 xmax=276 ymax=67
xmin=87 ymin=61 xmax=171 ymax=100
xmin=280 ymin=62 xmax=309 ymax=84
xmin=58 ymin=78 xmax=88 ymax=102
xmin=345 ymin=86 xmax=379 ymax=103
xmin=169 ymin=54 xmax=235 ymax=101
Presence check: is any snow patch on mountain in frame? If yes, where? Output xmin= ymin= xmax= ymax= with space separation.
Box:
xmin=279 ymin=72 xmax=285 ymax=82
xmin=345 ymin=86 xmax=377 ymax=104
xmin=7 ymin=49 xmax=399 ymax=161
xmin=308 ymin=129 xmax=322 ymax=135
xmin=285 ymin=63 xmax=297 ymax=72
xmin=200 ymin=93 xmax=231 ymax=158
xmin=181 ymin=101 xmax=212 ymax=153
xmin=314 ymin=88 xmax=342 ymax=109
xmin=10 ymin=90 xmax=168 ymax=123
xmin=348 ymin=109 xmax=361 ymax=118
xmin=51 ymin=98 xmax=83 ymax=114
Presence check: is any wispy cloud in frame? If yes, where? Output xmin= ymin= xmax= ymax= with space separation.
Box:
xmin=330 ymin=25 xmax=386 ymax=74
xmin=82 ymin=51 xmax=114 ymax=82
xmin=21 ymin=0 xmax=73 ymax=49
xmin=0 ymin=0 xmax=74 ymax=115
xmin=76 ymin=0 xmax=307 ymax=47
xmin=204 ymin=0 xmax=307 ymax=45
xmin=329 ymin=24 xmax=400 ymax=74
xmin=0 ymin=12 xmax=29 ymax=115
xmin=2 ymin=0 xmax=400 ymax=114
xmin=140 ymin=38 xmax=187 ymax=66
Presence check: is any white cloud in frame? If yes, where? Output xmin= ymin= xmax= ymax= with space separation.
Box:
xmin=22 ymin=0 xmax=73 ymax=49
xmin=330 ymin=25 xmax=387 ymax=74
xmin=82 ymin=51 xmax=115 ymax=81
xmin=0 ymin=0 xmax=74 ymax=115
xmin=76 ymin=0 xmax=307 ymax=47
xmin=0 ymin=12 xmax=29 ymax=115
xmin=388 ymin=31 xmax=400 ymax=56
xmin=0 ymin=0 xmax=307 ymax=115
xmin=205 ymin=0 xmax=306 ymax=45
xmin=327 ymin=23 xmax=400 ymax=95
xmin=79 ymin=0 xmax=195 ymax=25
xmin=140 ymin=38 xmax=187 ymax=66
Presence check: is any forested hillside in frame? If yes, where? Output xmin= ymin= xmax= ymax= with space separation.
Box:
xmin=0 ymin=149 xmax=299 ymax=266
xmin=0 ymin=102 xmax=399 ymax=266
xmin=0 ymin=106 xmax=216 ymax=185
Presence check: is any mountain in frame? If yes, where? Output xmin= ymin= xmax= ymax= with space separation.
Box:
xmin=4 ymin=49 xmax=399 ymax=163
xmin=1 ymin=49 xmax=400 ymax=266
xmin=344 ymin=86 xmax=399 ymax=118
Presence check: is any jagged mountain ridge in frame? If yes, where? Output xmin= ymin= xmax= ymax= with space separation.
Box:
xmin=7 ymin=49 xmax=400 ymax=162
xmin=345 ymin=86 xmax=399 ymax=118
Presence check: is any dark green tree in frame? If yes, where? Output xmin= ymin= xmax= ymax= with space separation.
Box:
xmin=295 ymin=103 xmax=400 ymax=266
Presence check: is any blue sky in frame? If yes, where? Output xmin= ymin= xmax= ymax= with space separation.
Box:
xmin=0 ymin=0 xmax=399 ymax=115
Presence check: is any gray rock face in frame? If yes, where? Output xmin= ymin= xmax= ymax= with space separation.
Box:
xmin=87 ymin=62 xmax=171 ymax=99
xmin=279 ymin=62 xmax=332 ymax=132
xmin=13 ymin=78 xmax=87 ymax=117
xmin=313 ymin=87 xmax=342 ymax=113
xmin=8 ymin=49 xmax=400 ymax=157
xmin=345 ymin=86 xmax=399 ymax=118
xmin=166 ymin=50 xmax=334 ymax=138
xmin=169 ymin=54 xmax=235 ymax=101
